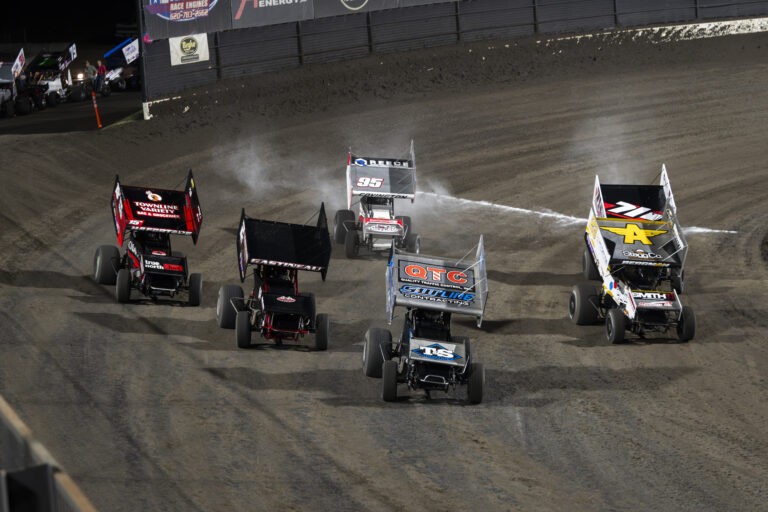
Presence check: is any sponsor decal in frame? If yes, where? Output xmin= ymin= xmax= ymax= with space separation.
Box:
xmin=631 ymin=291 xmax=673 ymax=300
xmin=356 ymin=177 xmax=384 ymax=188
xmin=276 ymin=296 xmax=296 ymax=303
xmin=145 ymin=0 xmax=219 ymax=22
xmin=169 ymin=33 xmax=209 ymax=66
xmin=637 ymin=301 xmax=674 ymax=308
xmin=238 ymin=220 xmax=248 ymax=276
xmin=152 ymin=250 xmax=167 ymax=255
xmin=128 ymin=240 xmax=140 ymax=257
xmin=123 ymin=39 xmax=140 ymax=65
xmin=146 ymin=190 xmax=163 ymax=202
xmin=622 ymin=249 xmax=661 ymax=260
xmin=604 ymin=201 xmax=663 ymax=221
xmin=133 ymin=201 xmax=181 ymax=219
xmin=144 ymin=259 xmax=163 ymax=270
xmin=600 ymin=224 xmax=667 ymax=245
xmin=341 ymin=0 xmax=369 ymax=10
xmin=364 ymin=218 xmax=402 ymax=234
xmin=353 ymin=157 xmax=411 ymax=168
xmin=164 ymin=263 xmax=184 ymax=271
xmin=399 ymin=285 xmax=475 ymax=306
xmin=399 ymin=260 xmax=473 ymax=291
xmin=412 ymin=343 xmax=461 ymax=361
xmin=620 ymin=260 xmax=668 ymax=267
xmin=249 ymin=259 xmax=323 ymax=271
xmin=234 ymin=0 xmax=310 ymax=22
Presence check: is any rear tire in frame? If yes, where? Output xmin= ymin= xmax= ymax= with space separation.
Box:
xmin=34 ymin=94 xmax=46 ymax=110
xmin=382 ymin=360 xmax=398 ymax=402
xmin=93 ymin=245 xmax=120 ymax=285
xmin=314 ymin=313 xmax=329 ymax=351
xmin=344 ymin=229 xmax=358 ymax=258
xmin=16 ymin=97 xmax=31 ymax=115
xmin=606 ymin=308 xmax=626 ymax=344
xmin=236 ymin=311 xmax=251 ymax=349
xmin=46 ymin=92 xmax=59 ymax=107
xmin=363 ymin=328 xmax=392 ymax=378
xmin=677 ymin=306 xmax=695 ymax=342
xmin=3 ymin=100 xmax=15 ymax=117
xmin=334 ymin=210 xmax=355 ymax=244
xmin=217 ymin=285 xmax=243 ymax=329
xmin=569 ymin=282 xmax=600 ymax=325
xmin=116 ymin=268 xmax=131 ymax=303
xmin=583 ymin=245 xmax=600 ymax=280
xmin=188 ymin=273 xmax=202 ymax=306
xmin=467 ymin=362 xmax=485 ymax=404
xmin=395 ymin=215 xmax=412 ymax=235
xmin=671 ymin=270 xmax=685 ymax=295
xmin=405 ymin=233 xmax=420 ymax=254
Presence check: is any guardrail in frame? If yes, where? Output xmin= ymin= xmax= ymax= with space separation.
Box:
xmin=0 ymin=395 xmax=97 ymax=512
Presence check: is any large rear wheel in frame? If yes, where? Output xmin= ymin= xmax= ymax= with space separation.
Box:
xmin=467 ymin=362 xmax=485 ymax=404
xmin=236 ymin=311 xmax=251 ymax=349
xmin=569 ymin=282 xmax=600 ymax=325
xmin=115 ymin=268 xmax=131 ymax=303
xmin=677 ymin=306 xmax=695 ymax=342
xmin=334 ymin=209 xmax=355 ymax=244
xmin=188 ymin=273 xmax=203 ymax=306
xmin=344 ymin=229 xmax=359 ymax=259
xmin=363 ymin=328 xmax=392 ymax=378
xmin=382 ymin=360 xmax=398 ymax=402
xmin=217 ymin=285 xmax=243 ymax=329
xmin=314 ymin=313 xmax=329 ymax=351
xmin=582 ymin=245 xmax=600 ymax=280
xmin=93 ymin=245 xmax=120 ymax=285
xmin=606 ymin=308 xmax=627 ymax=344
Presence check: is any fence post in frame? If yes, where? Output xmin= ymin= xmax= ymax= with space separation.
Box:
xmin=296 ymin=22 xmax=304 ymax=65
xmin=136 ymin=0 xmax=151 ymax=118
xmin=694 ymin=0 xmax=700 ymax=19
xmin=455 ymin=1 xmax=462 ymax=42
xmin=214 ymin=32 xmax=222 ymax=80
xmin=532 ymin=0 xmax=539 ymax=34
xmin=367 ymin=11 xmax=374 ymax=54
xmin=613 ymin=0 xmax=619 ymax=27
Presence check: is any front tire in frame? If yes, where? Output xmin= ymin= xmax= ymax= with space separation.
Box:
xmin=314 ymin=313 xmax=329 ymax=351
xmin=363 ymin=328 xmax=392 ymax=378
xmin=116 ymin=268 xmax=131 ymax=303
xmin=94 ymin=245 xmax=120 ymax=285
xmin=677 ymin=306 xmax=695 ymax=342
xmin=236 ymin=311 xmax=251 ymax=349
xmin=606 ymin=308 xmax=626 ymax=344
xmin=405 ymin=233 xmax=420 ymax=254
xmin=217 ymin=285 xmax=243 ymax=329
xmin=671 ymin=270 xmax=685 ymax=295
xmin=467 ymin=362 xmax=485 ymax=404
xmin=188 ymin=273 xmax=203 ymax=306
xmin=334 ymin=210 xmax=355 ymax=244
xmin=569 ymin=282 xmax=600 ymax=325
xmin=344 ymin=229 xmax=358 ymax=258
xmin=382 ymin=360 xmax=398 ymax=402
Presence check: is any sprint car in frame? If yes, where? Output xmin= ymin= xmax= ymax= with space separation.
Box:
xmin=0 ymin=49 xmax=24 ymax=117
xmin=362 ymin=237 xmax=489 ymax=403
xmin=92 ymin=171 xmax=204 ymax=305
xmin=334 ymin=142 xmax=420 ymax=258
xmin=21 ymin=44 xmax=79 ymax=107
xmin=216 ymin=205 xmax=332 ymax=350
xmin=569 ymin=166 xmax=695 ymax=343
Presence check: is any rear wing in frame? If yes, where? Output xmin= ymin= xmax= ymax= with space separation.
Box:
xmin=27 ymin=44 xmax=76 ymax=72
xmin=0 ymin=48 xmax=26 ymax=79
xmin=112 ymin=170 xmax=203 ymax=246
xmin=386 ymin=235 xmax=488 ymax=327
xmin=659 ymin=165 xmax=688 ymax=267
xmin=237 ymin=204 xmax=332 ymax=282
xmin=346 ymin=141 xmax=416 ymax=209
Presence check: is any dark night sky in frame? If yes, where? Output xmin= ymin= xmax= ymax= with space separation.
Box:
xmin=1 ymin=1 xmax=137 ymax=43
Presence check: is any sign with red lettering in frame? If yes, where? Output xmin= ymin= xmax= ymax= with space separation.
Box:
xmin=398 ymin=259 xmax=474 ymax=291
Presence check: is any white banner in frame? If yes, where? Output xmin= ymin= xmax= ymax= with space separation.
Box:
xmin=11 ymin=48 xmax=24 ymax=77
xmin=123 ymin=39 xmax=140 ymax=65
xmin=169 ymin=33 xmax=209 ymax=66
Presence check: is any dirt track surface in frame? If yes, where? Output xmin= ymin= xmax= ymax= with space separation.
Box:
xmin=2 ymin=30 xmax=768 ymax=511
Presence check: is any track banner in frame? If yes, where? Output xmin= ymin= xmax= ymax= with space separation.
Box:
xmin=143 ymin=0 xmax=232 ymax=40
xmin=232 ymin=0 xmax=314 ymax=29
xmin=169 ymin=33 xmax=210 ymax=66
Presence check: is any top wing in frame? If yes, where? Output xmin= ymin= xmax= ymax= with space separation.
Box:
xmin=386 ymin=236 xmax=488 ymax=326
xmin=346 ymin=147 xmax=416 ymax=208
xmin=112 ymin=170 xmax=203 ymax=246
xmin=237 ymin=204 xmax=332 ymax=282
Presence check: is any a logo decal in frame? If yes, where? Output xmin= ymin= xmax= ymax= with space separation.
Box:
xmin=146 ymin=190 xmax=163 ymax=202
xmin=341 ymin=0 xmax=369 ymax=11
xmin=412 ymin=343 xmax=461 ymax=361
xmin=601 ymin=224 xmax=667 ymax=245
xmin=145 ymin=0 xmax=219 ymax=22
xmin=604 ymin=201 xmax=663 ymax=221
xmin=180 ymin=37 xmax=198 ymax=56
xmin=277 ymin=296 xmax=296 ymax=303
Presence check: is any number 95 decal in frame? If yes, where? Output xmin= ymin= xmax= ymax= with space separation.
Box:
xmin=356 ymin=177 xmax=384 ymax=188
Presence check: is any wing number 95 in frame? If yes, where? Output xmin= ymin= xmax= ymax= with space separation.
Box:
xmin=356 ymin=177 xmax=384 ymax=188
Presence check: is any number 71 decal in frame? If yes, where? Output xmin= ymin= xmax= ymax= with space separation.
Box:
xmin=356 ymin=177 xmax=384 ymax=188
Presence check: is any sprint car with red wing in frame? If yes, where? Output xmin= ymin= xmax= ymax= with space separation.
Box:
xmin=93 ymin=171 xmax=204 ymax=305
xmin=334 ymin=141 xmax=420 ymax=258
xmin=216 ymin=205 xmax=332 ymax=350
xmin=362 ymin=237 xmax=488 ymax=403
xmin=569 ymin=166 xmax=695 ymax=343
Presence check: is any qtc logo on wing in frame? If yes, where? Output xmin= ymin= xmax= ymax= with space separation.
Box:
xmin=404 ymin=264 xmax=468 ymax=284
xmin=146 ymin=190 xmax=163 ymax=202
xmin=341 ymin=0 xmax=369 ymax=11
xmin=412 ymin=343 xmax=461 ymax=361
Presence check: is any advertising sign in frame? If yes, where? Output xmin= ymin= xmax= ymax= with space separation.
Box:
xmin=122 ymin=39 xmax=140 ymax=65
xmin=143 ymin=0 xmax=232 ymax=40
xmin=232 ymin=0 xmax=314 ymax=29
xmin=169 ymin=33 xmax=210 ymax=66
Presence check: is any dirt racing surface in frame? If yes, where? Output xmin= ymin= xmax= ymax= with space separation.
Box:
xmin=1 ymin=28 xmax=768 ymax=511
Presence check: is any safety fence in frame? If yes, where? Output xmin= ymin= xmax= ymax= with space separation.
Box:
xmin=0 ymin=395 xmax=96 ymax=512
xmin=140 ymin=0 xmax=768 ymax=101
